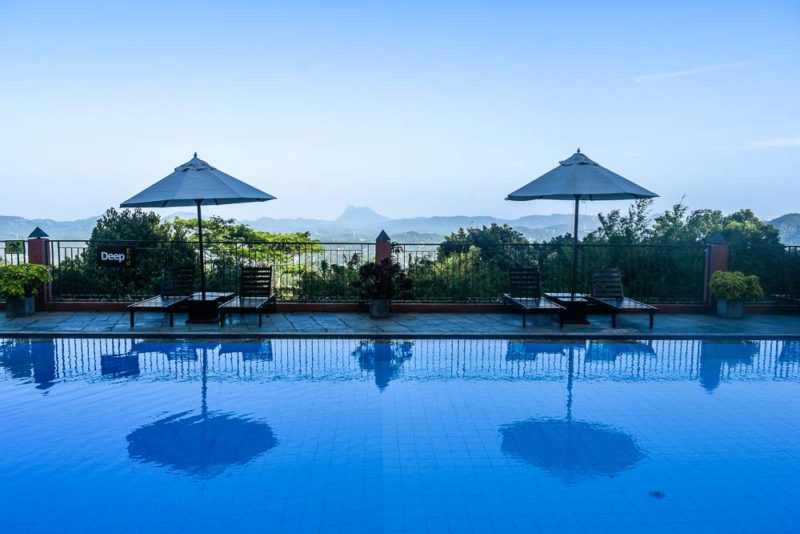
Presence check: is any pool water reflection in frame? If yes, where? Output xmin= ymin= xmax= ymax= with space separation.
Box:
xmin=0 ymin=337 xmax=799 ymax=532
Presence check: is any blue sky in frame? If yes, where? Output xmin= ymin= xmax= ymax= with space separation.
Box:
xmin=0 ymin=0 xmax=798 ymax=222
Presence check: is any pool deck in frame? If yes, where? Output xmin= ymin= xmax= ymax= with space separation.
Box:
xmin=0 ymin=310 xmax=798 ymax=339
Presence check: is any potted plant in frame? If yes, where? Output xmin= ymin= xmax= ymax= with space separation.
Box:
xmin=0 ymin=263 xmax=52 ymax=318
xmin=708 ymin=271 xmax=763 ymax=319
xmin=354 ymin=258 xmax=413 ymax=318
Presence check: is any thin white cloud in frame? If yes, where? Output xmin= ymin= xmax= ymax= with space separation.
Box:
xmin=632 ymin=60 xmax=764 ymax=83
xmin=748 ymin=137 xmax=800 ymax=148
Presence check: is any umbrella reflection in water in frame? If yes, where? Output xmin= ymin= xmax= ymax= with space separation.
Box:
xmin=500 ymin=343 xmax=644 ymax=484
xmin=126 ymin=343 xmax=278 ymax=478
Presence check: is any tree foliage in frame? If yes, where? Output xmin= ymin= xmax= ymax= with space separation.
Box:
xmin=54 ymin=208 xmax=196 ymax=300
xmin=584 ymin=199 xmax=781 ymax=247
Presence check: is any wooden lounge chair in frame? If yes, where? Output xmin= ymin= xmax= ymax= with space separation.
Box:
xmin=774 ymin=266 xmax=800 ymax=311
xmin=587 ymin=268 xmax=657 ymax=328
xmin=502 ymin=267 xmax=565 ymax=328
xmin=219 ymin=266 xmax=277 ymax=327
xmin=128 ymin=267 xmax=194 ymax=327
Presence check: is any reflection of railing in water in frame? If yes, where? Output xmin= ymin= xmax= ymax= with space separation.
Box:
xmin=2 ymin=338 xmax=799 ymax=389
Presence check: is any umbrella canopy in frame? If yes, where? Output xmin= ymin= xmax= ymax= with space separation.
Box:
xmin=121 ymin=154 xmax=275 ymax=208
xmin=120 ymin=154 xmax=276 ymax=298
xmin=506 ymin=150 xmax=657 ymax=296
xmin=506 ymin=150 xmax=657 ymax=201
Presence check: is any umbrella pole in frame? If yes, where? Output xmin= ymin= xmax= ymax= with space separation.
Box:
xmin=196 ymin=200 xmax=207 ymax=299
xmin=571 ymin=195 xmax=580 ymax=297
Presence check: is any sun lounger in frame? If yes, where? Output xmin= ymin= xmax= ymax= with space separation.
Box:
xmin=128 ymin=267 xmax=194 ymax=327
xmin=774 ymin=266 xmax=800 ymax=311
xmin=587 ymin=268 xmax=657 ymax=328
xmin=502 ymin=267 xmax=565 ymax=328
xmin=219 ymin=266 xmax=277 ymax=327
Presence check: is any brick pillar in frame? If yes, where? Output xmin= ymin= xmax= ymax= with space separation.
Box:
xmin=27 ymin=227 xmax=51 ymax=310
xmin=705 ymin=232 xmax=729 ymax=304
xmin=376 ymin=230 xmax=391 ymax=265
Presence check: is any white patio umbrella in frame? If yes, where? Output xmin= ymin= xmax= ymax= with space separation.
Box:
xmin=506 ymin=149 xmax=657 ymax=296
xmin=121 ymin=154 xmax=276 ymax=298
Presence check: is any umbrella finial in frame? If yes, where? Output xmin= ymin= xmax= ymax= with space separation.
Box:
xmin=194 ymin=152 xmax=198 ymax=158
xmin=577 ymin=148 xmax=580 ymax=153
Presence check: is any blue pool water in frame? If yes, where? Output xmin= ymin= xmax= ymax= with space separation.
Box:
xmin=1 ymin=337 xmax=799 ymax=533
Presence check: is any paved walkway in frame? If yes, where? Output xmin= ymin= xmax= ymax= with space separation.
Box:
xmin=0 ymin=310 xmax=798 ymax=338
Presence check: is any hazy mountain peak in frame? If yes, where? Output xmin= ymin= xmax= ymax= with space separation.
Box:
xmin=335 ymin=205 xmax=389 ymax=225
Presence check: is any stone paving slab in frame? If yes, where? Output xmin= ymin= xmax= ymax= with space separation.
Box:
xmin=0 ymin=310 xmax=799 ymax=339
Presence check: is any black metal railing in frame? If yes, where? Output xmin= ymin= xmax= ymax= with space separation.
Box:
xmin=0 ymin=240 xmax=27 ymax=266
xmin=729 ymin=245 xmax=800 ymax=300
xmin=47 ymin=239 xmax=710 ymax=303
xmin=394 ymin=243 xmax=707 ymax=303
xmin=49 ymin=240 xmax=375 ymax=302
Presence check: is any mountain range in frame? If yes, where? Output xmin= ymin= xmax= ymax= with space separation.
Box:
xmin=1 ymin=207 xmax=799 ymax=245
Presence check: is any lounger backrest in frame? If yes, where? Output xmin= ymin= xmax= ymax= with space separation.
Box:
xmin=161 ymin=266 xmax=194 ymax=296
xmin=592 ymin=268 xmax=625 ymax=299
xmin=508 ymin=268 xmax=542 ymax=298
xmin=788 ymin=264 xmax=800 ymax=298
xmin=240 ymin=266 xmax=273 ymax=297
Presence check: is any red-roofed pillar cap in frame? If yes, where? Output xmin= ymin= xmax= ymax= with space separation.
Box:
xmin=376 ymin=230 xmax=391 ymax=265
xmin=28 ymin=226 xmax=49 ymax=239
xmin=27 ymin=227 xmax=51 ymax=309
xmin=705 ymin=233 xmax=730 ymax=304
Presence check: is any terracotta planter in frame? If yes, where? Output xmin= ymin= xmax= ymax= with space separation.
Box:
xmin=369 ymin=299 xmax=391 ymax=319
xmin=716 ymin=299 xmax=744 ymax=319
xmin=5 ymin=296 xmax=36 ymax=318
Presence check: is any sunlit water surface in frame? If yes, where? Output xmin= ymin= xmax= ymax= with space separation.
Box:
xmin=1 ymin=338 xmax=799 ymax=532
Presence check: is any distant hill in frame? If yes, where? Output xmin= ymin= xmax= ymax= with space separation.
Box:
xmin=3 ymin=208 xmax=797 ymax=245
xmin=0 ymin=207 xmax=597 ymax=243
xmin=245 ymin=207 xmax=599 ymax=243
xmin=770 ymin=213 xmax=800 ymax=245
xmin=0 ymin=215 xmax=99 ymax=240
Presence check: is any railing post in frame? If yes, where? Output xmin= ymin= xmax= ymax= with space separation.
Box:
xmin=27 ymin=227 xmax=51 ymax=310
xmin=704 ymin=232 xmax=729 ymax=304
xmin=376 ymin=230 xmax=391 ymax=265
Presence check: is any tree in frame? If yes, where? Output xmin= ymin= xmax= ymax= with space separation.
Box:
xmin=438 ymin=224 xmax=532 ymax=267
xmin=172 ymin=216 xmax=323 ymax=297
xmin=53 ymin=208 xmax=196 ymax=300
xmin=583 ymin=199 xmax=653 ymax=244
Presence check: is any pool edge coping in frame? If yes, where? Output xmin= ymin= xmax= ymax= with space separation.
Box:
xmin=2 ymin=330 xmax=799 ymax=341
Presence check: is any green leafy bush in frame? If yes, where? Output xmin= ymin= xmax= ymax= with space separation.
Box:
xmin=709 ymin=271 xmax=764 ymax=301
xmin=0 ymin=264 xmax=52 ymax=298
xmin=297 ymin=255 xmax=362 ymax=302
xmin=354 ymin=258 xmax=413 ymax=300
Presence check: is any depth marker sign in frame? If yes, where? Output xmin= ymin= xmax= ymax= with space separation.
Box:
xmin=96 ymin=246 xmax=135 ymax=268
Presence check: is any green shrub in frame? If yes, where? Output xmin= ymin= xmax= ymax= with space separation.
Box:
xmin=709 ymin=271 xmax=763 ymax=301
xmin=354 ymin=258 xmax=413 ymax=300
xmin=0 ymin=264 xmax=52 ymax=298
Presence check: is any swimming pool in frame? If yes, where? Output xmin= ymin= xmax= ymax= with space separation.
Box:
xmin=1 ymin=338 xmax=798 ymax=532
